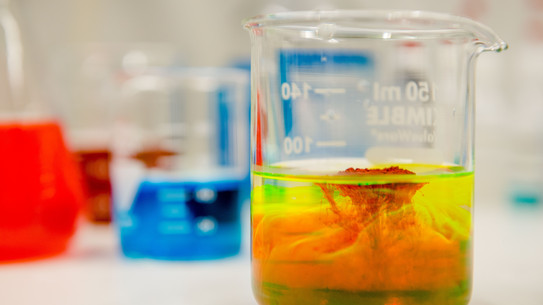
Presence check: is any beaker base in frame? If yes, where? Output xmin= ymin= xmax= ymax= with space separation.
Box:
xmin=254 ymin=283 xmax=471 ymax=305
xmin=119 ymin=224 xmax=242 ymax=261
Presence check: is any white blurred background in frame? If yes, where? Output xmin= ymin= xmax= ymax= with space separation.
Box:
xmin=10 ymin=0 xmax=543 ymax=203
xmin=1 ymin=0 xmax=542 ymax=304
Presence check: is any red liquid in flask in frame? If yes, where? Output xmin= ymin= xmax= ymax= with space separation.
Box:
xmin=75 ymin=149 xmax=112 ymax=223
xmin=0 ymin=121 xmax=84 ymax=262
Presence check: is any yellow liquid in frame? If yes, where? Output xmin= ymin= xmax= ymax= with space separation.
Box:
xmin=251 ymin=164 xmax=473 ymax=305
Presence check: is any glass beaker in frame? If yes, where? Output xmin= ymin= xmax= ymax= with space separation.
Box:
xmin=244 ymin=10 xmax=507 ymax=305
xmin=111 ymin=67 xmax=249 ymax=260
xmin=61 ymin=44 xmax=178 ymax=223
xmin=0 ymin=2 xmax=84 ymax=261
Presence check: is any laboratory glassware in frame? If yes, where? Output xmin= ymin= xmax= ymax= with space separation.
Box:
xmin=0 ymin=2 xmax=83 ymax=261
xmin=111 ymin=67 xmax=249 ymax=260
xmin=244 ymin=10 xmax=507 ymax=305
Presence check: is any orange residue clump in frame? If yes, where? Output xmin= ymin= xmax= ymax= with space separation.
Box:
xmin=317 ymin=166 xmax=426 ymax=232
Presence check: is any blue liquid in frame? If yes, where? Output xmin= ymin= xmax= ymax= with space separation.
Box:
xmin=116 ymin=178 xmax=242 ymax=260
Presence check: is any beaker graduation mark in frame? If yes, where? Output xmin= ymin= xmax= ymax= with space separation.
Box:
xmin=315 ymin=140 xmax=347 ymax=147
xmin=314 ymin=88 xmax=346 ymax=95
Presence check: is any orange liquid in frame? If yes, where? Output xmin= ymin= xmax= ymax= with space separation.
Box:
xmin=252 ymin=166 xmax=473 ymax=305
xmin=0 ymin=121 xmax=84 ymax=261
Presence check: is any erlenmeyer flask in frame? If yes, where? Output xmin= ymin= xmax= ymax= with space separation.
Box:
xmin=0 ymin=2 xmax=84 ymax=261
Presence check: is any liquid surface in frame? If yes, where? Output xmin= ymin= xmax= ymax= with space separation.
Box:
xmin=251 ymin=163 xmax=473 ymax=305
xmin=0 ymin=121 xmax=83 ymax=261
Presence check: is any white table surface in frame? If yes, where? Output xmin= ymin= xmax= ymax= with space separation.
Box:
xmin=0 ymin=203 xmax=542 ymax=305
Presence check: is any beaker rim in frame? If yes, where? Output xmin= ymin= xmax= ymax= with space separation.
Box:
xmin=243 ymin=10 xmax=507 ymax=52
